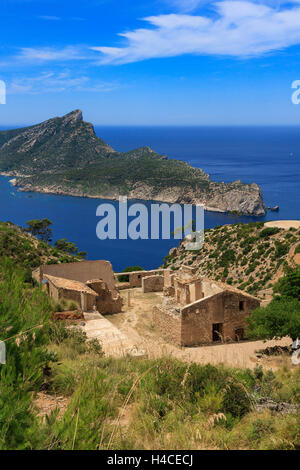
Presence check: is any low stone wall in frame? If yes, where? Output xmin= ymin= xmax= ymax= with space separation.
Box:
xmin=114 ymin=269 xmax=165 ymax=288
xmin=142 ymin=275 xmax=164 ymax=293
xmin=152 ymin=306 xmax=182 ymax=346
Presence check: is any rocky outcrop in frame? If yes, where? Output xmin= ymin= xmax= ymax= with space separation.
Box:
xmin=127 ymin=181 xmax=265 ymax=216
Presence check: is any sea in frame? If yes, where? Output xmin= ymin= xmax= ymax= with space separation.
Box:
xmin=0 ymin=126 xmax=299 ymax=272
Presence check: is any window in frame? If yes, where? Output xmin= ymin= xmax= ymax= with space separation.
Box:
xmin=239 ymin=300 xmax=246 ymax=311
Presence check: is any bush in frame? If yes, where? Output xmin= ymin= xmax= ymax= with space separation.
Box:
xmin=247 ymin=297 xmax=300 ymax=341
xmin=273 ymin=269 xmax=300 ymax=300
xmin=259 ymin=227 xmax=280 ymax=238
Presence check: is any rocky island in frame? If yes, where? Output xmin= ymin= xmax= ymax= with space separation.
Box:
xmin=0 ymin=110 xmax=266 ymax=215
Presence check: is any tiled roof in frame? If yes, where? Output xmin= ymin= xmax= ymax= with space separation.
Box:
xmin=44 ymin=275 xmax=98 ymax=296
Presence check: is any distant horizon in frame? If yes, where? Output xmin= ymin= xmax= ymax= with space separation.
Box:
xmin=1 ymin=121 xmax=300 ymax=129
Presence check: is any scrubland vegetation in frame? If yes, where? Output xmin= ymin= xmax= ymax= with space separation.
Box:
xmin=0 ymin=221 xmax=84 ymax=275
xmin=165 ymin=222 xmax=300 ymax=297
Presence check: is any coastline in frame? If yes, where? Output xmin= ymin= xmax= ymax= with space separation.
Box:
xmin=16 ymin=181 xmax=227 ymax=214
xmin=1 ymin=171 xmax=266 ymax=216
xmin=1 ymin=173 xmax=235 ymax=214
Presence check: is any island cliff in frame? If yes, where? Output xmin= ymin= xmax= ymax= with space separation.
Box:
xmin=0 ymin=110 xmax=266 ymax=216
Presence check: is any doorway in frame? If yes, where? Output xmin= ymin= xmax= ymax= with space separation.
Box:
xmin=235 ymin=328 xmax=245 ymax=341
xmin=212 ymin=323 xmax=223 ymax=342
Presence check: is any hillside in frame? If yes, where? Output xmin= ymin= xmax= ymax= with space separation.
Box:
xmin=0 ymin=220 xmax=299 ymax=450
xmin=0 ymin=110 xmax=266 ymax=216
xmin=0 ymin=221 xmax=82 ymax=271
xmin=163 ymin=221 xmax=300 ymax=299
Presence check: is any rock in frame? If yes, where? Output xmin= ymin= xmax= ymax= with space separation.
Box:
xmin=169 ymin=248 xmax=177 ymax=258
xmin=254 ymin=397 xmax=300 ymax=414
xmin=255 ymin=345 xmax=291 ymax=356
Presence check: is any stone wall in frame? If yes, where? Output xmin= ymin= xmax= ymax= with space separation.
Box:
xmin=163 ymin=286 xmax=175 ymax=297
xmin=59 ymin=287 xmax=82 ymax=307
xmin=86 ymin=279 xmax=123 ymax=314
xmin=201 ymin=279 xmax=223 ymax=298
xmin=181 ymin=294 xmax=224 ymax=346
xmin=114 ymin=269 xmax=165 ymax=288
xmin=222 ymin=292 xmax=260 ymax=341
xmin=153 ymin=306 xmax=182 ymax=346
xmin=45 ymin=277 xmax=96 ymax=311
xmin=47 ymin=280 xmax=59 ymax=302
xmin=142 ymin=275 xmax=164 ymax=293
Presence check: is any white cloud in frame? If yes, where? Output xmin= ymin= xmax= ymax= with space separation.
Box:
xmin=16 ymin=46 xmax=87 ymax=62
xmin=38 ymin=15 xmax=86 ymax=22
xmin=7 ymin=72 xmax=118 ymax=94
xmin=91 ymin=0 xmax=300 ymax=64
xmin=38 ymin=16 xmax=62 ymax=21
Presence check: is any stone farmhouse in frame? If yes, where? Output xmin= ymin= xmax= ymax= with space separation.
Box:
xmin=33 ymin=260 xmax=123 ymax=314
xmin=34 ymin=260 xmax=260 ymax=347
xmin=152 ymin=266 xmax=261 ymax=347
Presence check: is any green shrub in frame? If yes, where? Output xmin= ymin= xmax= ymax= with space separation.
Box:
xmin=259 ymin=227 xmax=280 ymax=238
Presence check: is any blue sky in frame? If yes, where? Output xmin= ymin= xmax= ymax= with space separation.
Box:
xmin=1 ymin=0 xmax=300 ymax=125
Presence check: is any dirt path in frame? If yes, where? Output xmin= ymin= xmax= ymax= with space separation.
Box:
xmin=264 ymin=220 xmax=300 ymax=229
xmin=107 ymin=288 xmax=291 ymax=370
xmin=81 ymin=312 xmax=145 ymax=357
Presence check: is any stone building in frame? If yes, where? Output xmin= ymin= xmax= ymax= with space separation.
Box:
xmin=34 ymin=260 xmax=123 ymax=314
xmin=114 ymin=268 xmax=164 ymax=289
xmin=153 ymin=266 xmax=260 ymax=346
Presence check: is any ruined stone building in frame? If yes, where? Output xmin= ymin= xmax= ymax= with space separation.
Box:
xmin=33 ymin=260 xmax=123 ymax=314
xmin=114 ymin=268 xmax=164 ymax=290
xmin=153 ymin=266 xmax=260 ymax=346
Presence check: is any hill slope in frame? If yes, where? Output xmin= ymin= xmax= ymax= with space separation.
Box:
xmin=0 ymin=110 xmax=266 ymax=216
xmin=164 ymin=222 xmax=300 ymax=299
xmin=0 ymin=221 xmax=82 ymax=271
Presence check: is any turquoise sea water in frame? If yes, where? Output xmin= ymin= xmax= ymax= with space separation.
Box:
xmin=0 ymin=126 xmax=299 ymax=271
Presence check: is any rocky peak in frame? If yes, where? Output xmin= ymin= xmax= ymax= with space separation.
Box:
xmin=61 ymin=109 xmax=83 ymax=125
